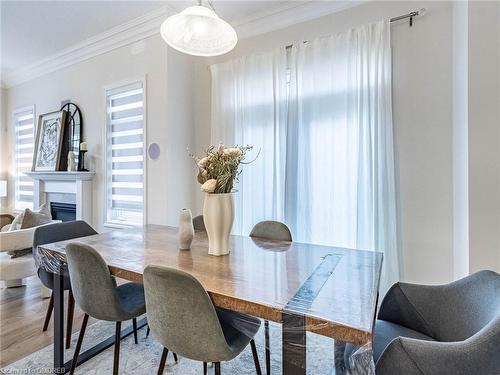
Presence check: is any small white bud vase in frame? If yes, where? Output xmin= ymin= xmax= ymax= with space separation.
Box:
xmin=203 ymin=193 xmax=233 ymax=256
xmin=67 ymin=152 xmax=75 ymax=171
xmin=178 ymin=208 xmax=194 ymax=250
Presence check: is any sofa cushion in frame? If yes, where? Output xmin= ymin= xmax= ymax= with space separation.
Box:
xmin=9 ymin=211 xmax=25 ymax=231
xmin=20 ymin=203 xmax=52 ymax=229
xmin=374 ymin=319 xmax=435 ymax=363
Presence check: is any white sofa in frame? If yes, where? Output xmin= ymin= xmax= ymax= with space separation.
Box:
xmin=0 ymin=220 xmax=61 ymax=287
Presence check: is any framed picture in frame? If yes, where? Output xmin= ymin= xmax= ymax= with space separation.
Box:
xmin=32 ymin=110 xmax=67 ymax=171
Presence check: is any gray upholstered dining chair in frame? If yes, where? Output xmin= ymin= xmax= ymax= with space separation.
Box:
xmin=144 ymin=265 xmax=263 ymax=375
xmin=192 ymin=215 xmax=205 ymax=231
xmin=65 ymin=243 xmax=147 ymax=375
xmin=249 ymin=220 xmax=292 ymax=375
xmin=33 ymin=220 xmax=98 ymax=349
xmin=338 ymin=270 xmax=500 ymax=374
xmin=145 ymin=214 xmax=205 ymax=340
xmin=250 ymin=221 xmax=292 ymax=242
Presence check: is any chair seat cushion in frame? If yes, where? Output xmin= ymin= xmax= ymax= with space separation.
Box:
xmin=216 ymin=308 xmax=261 ymax=356
xmin=37 ymin=267 xmax=71 ymax=290
xmin=116 ymin=282 xmax=146 ymax=319
xmin=0 ymin=253 xmax=36 ymax=281
xmin=374 ymin=319 xmax=435 ymax=363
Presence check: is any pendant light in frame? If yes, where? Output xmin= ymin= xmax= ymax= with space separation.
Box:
xmin=160 ymin=0 xmax=237 ymax=57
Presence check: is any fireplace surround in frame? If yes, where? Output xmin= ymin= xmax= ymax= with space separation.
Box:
xmin=25 ymin=171 xmax=95 ymax=223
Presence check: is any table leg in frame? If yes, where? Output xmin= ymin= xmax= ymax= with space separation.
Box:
xmin=282 ymin=312 xmax=306 ymax=375
xmin=53 ymin=273 xmax=65 ymax=373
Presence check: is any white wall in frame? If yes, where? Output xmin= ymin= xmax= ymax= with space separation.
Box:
xmin=2 ymin=34 xmax=198 ymax=231
xmin=0 ymin=88 xmax=8 ymax=210
xmin=194 ymin=1 xmax=456 ymax=284
xmin=468 ymin=1 xmax=500 ymax=273
xmin=452 ymin=1 xmax=469 ymax=279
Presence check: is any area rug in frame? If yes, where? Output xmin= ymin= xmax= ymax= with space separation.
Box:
xmin=3 ymin=318 xmax=340 ymax=374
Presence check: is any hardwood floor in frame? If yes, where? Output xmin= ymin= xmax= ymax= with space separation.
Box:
xmin=0 ymin=276 xmax=96 ymax=367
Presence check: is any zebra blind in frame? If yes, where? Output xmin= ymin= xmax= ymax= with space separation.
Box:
xmin=14 ymin=107 xmax=35 ymax=210
xmin=105 ymin=81 xmax=145 ymax=226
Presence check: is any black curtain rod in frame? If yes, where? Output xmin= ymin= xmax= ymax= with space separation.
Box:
xmin=390 ymin=8 xmax=426 ymax=27
xmin=283 ymin=8 xmax=427 ymax=49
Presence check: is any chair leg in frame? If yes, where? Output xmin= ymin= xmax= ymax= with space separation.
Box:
xmin=203 ymin=362 xmax=208 ymax=375
xmin=146 ymin=325 xmax=150 ymax=338
xmin=69 ymin=313 xmax=89 ymax=375
xmin=173 ymin=352 xmax=178 ymax=362
xmin=250 ymin=339 xmax=263 ymax=375
xmin=132 ymin=318 xmax=138 ymax=344
xmin=113 ymin=321 xmax=121 ymax=375
xmin=157 ymin=347 xmax=169 ymax=375
xmin=42 ymin=292 xmax=54 ymax=332
xmin=66 ymin=290 xmax=75 ymax=349
xmin=265 ymin=320 xmax=271 ymax=375
xmin=214 ymin=362 xmax=221 ymax=375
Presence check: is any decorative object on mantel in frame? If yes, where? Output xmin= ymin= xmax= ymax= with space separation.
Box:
xmin=178 ymin=208 xmax=194 ymax=250
xmin=160 ymin=0 xmax=237 ymax=57
xmin=190 ymin=144 xmax=256 ymax=256
xmin=79 ymin=142 xmax=89 ymax=171
xmin=32 ymin=110 xmax=67 ymax=172
xmin=59 ymin=102 xmax=83 ymax=171
xmin=67 ymin=151 xmax=76 ymax=171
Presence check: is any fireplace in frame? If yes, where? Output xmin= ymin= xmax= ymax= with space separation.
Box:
xmin=50 ymin=202 xmax=77 ymax=222
xmin=26 ymin=171 xmax=94 ymax=223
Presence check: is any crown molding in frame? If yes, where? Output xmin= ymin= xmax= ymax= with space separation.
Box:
xmin=2 ymin=1 xmax=364 ymax=88
xmin=1 ymin=5 xmax=174 ymax=88
xmin=234 ymin=0 xmax=365 ymax=39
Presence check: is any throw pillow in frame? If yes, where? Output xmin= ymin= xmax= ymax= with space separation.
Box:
xmin=8 ymin=248 xmax=32 ymax=258
xmin=9 ymin=211 xmax=24 ymax=231
xmin=20 ymin=203 xmax=52 ymax=229
xmin=7 ymin=203 xmax=52 ymax=258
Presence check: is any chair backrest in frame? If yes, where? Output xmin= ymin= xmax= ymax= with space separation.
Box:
xmin=33 ymin=220 xmax=97 ymax=269
xmin=65 ymin=243 xmax=122 ymax=321
xmin=437 ymin=270 xmax=500 ymax=341
xmin=249 ymin=220 xmax=292 ymax=241
xmin=192 ymin=215 xmax=205 ymax=231
xmin=33 ymin=220 xmax=97 ymax=250
xmin=0 ymin=214 xmax=14 ymax=229
xmin=144 ymin=265 xmax=231 ymax=362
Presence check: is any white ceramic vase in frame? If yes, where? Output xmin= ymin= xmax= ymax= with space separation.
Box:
xmin=178 ymin=208 xmax=194 ymax=250
xmin=203 ymin=193 xmax=233 ymax=256
xmin=67 ymin=152 xmax=76 ymax=171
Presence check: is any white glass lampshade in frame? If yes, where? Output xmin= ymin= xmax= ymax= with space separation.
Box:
xmin=160 ymin=5 xmax=237 ymax=57
xmin=0 ymin=180 xmax=6 ymax=198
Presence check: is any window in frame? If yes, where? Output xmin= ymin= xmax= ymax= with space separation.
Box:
xmin=105 ymin=81 xmax=145 ymax=226
xmin=13 ymin=106 xmax=35 ymax=211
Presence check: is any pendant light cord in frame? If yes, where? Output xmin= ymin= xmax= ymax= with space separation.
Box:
xmin=208 ymin=0 xmax=216 ymax=12
xmin=198 ymin=0 xmax=216 ymax=12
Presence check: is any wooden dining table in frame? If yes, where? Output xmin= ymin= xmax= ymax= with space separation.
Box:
xmin=36 ymin=224 xmax=382 ymax=374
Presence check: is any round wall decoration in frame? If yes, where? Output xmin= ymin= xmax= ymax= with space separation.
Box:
xmin=148 ymin=143 xmax=161 ymax=160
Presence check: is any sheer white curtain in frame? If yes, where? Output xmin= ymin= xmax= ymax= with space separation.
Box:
xmin=211 ymin=20 xmax=399 ymax=290
xmin=210 ymin=50 xmax=289 ymax=235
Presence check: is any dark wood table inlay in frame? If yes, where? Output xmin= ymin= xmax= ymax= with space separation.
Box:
xmin=38 ymin=225 xmax=383 ymax=375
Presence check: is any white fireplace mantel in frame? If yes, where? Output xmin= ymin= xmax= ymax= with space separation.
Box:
xmin=25 ymin=171 xmax=95 ymax=223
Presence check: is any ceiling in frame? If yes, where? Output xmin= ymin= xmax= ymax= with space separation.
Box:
xmin=0 ymin=0 xmax=311 ymax=77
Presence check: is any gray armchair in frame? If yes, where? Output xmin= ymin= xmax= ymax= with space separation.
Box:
xmin=375 ymin=270 xmax=500 ymax=375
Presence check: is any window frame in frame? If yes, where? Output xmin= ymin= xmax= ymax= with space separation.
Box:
xmin=103 ymin=76 xmax=147 ymax=228
xmin=12 ymin=105 xmax=36 ymax=212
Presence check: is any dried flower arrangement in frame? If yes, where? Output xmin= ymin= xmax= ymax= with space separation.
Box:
xmin=190 ymin=144 xmax=256 ymax=194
